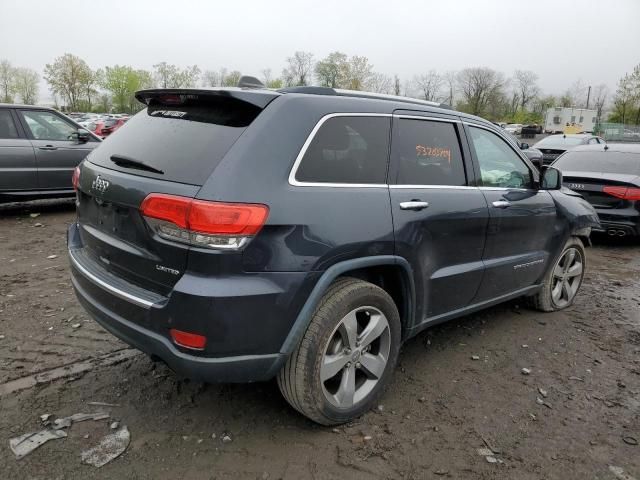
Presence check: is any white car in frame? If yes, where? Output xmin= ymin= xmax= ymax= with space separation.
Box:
xmin=505 ymin=123 xmax=523 ymax=135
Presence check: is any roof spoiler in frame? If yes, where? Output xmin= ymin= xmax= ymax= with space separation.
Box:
xmin=135 ymin=88 xmax=279 ymax=109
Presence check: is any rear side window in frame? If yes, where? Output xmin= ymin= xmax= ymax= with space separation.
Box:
xmin=0 ymin=110 xmax=19 ymax=139
xmin=88 ymin=96 xmax=262 ymax=185
xmin=394 ymin=119 xmax=466 ymax=186
xmin=294 ymin=116 xmax=390 ymax=184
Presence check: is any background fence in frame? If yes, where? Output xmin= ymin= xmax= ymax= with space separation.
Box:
xmin=594 ymin=123 xmax=640 ymax=142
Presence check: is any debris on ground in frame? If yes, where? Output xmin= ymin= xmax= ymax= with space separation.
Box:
xmin=81 ymin=426 xmax=130 ymax=468
xmin=110 ymin=421 xmax=119 ymax=430
xmin=521 ymin=368 xmax=531 ymax=375
xmin=222 ymin=434 xmax=232 ymax=443
xmin=10 ymin=429 xmax=67 ymax=459
xmin=53 ymin=412 xmax=110 ymax=429
xmin=39 ymin=414 xmax=51 ymax=423
xmin=29 ymin=213 xmax=40 ymax=218
xmin=477 ymin=447 xmax=503 ymax=465
xmin=538 ymin=387 xmax=548 ymax=398
xmin=46 ymin=254 xmax=58 ymax=259
xmin=536 ymin=397 xmax=552 ymax=409
xmin=609 ymin=466 xmax=638 ymax=480
xmin=87 ymin=401 xmax=121 ymax=407
xmin=71 ymin=323 xmax=81 ymax=329
xmin=471 ymin=355 xmax=480 ymax=360
xmin=622 ymin=436 xmax=638 ymax=446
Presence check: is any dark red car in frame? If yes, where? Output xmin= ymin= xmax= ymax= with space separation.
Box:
xmin=89 ymin=118 xmax=128 ymax=138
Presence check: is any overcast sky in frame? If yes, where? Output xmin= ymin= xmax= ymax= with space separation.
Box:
xmin=2 ymin=0 xmax=639 ymax=100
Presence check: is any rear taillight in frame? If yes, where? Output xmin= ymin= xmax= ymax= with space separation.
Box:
xmin=72 ymin=166 xmax=81 ymax=191
xmin=603 ymin=186 xmax=640 ymax=201
xmin=140 ymin=193 xmax=269 ymax=250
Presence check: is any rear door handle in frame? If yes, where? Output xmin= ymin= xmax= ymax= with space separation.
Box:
xmin=492 ymin=200 xmax=511 ymax=209
xmin=399 ymin=201 xmax=429 ymax=211
xmin=39 ymin=145 xmax=58 ymax=151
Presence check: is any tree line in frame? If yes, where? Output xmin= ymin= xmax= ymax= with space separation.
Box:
xmin=1 ymin=51 xmax=639 ymax=125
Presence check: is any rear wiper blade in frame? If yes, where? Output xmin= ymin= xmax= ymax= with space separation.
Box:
xmin=110 ymin=155 xmax=164 ymax=174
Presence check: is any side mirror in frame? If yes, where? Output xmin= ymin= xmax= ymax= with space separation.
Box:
xmin=541 ymin=166 xmax=563 ymax=190
xmin=520 ymin=142 xmax=529 ymax=150
xmin=71 ymin=128 xmax=90 ymax=143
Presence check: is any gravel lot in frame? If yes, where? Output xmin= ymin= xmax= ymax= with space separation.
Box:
xmin=0 ymin=198 xmax=639 ymax=479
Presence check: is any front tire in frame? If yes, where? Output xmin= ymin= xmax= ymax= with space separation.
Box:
xmin=532 ymin=237 xmax=586 ymax=312
xmin=278 ymin=277 xmax=401 ymax=425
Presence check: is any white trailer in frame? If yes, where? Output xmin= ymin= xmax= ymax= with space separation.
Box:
xmin=544 ymin=107 xmax=598 ymax=134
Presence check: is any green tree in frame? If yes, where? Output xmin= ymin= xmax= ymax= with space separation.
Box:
xmin=222 ymin=70 xmax=242 ymax=87
xmin=0 ymin=60 xmax=16 ymax=103
xmin=102 ymin=65 xmax=152 ymax=113
xmin=344 ymin=56 xmax=373 ymax=91
xmin=315 ymin=51 xmax=348 ymax=88
xmin=43 ymin=53 xmax=93 ymax=111
xmin=457 ymin=67 xmax=506 ymax=117
xmin=13 ymin=67 xmax=39 ymax=105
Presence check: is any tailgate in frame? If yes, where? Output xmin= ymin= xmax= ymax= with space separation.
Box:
xmin=75 ymin=161 xmax=200 ymax=294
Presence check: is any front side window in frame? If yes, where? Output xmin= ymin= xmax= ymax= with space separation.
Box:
xmin=468 ymin=127 xmax=532 ymax=189
xmin=294 ymin=116 xmax=390 ymax=184
xmin=20 ymin=110 xmax=77 ymax=141
xmin=394 ymin=119 xmax=466 ymax=186
xmin=0 ymin=110 xmax=19 ymax=139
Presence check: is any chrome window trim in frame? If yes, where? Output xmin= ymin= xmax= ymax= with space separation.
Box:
xmin=288 ymin=113 xmax=392 ymax=188
xmin=393 ymin=114 xmax=461 ymax=123
xmin=389 ymin=185 xmax=476 ymax=190
xmin=69 ymin=250 xmax=155 ymax=309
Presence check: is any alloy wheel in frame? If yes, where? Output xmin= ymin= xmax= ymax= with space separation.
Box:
xmin=551 ymin=247 xmax=584 ymax=308
xmin=320 ymin=306 xmax=391 ymax=409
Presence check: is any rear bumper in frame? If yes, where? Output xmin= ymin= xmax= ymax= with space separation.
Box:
xmin=595 ymin=208 xmax=640 ymax=236
xmin=67 ymin=222 xmax=312 ymax=382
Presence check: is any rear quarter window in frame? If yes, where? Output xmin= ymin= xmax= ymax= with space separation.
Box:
xmin=293 ymin=116 xmax=390 ymax=185
xmin=87 ymin=96 xmax=262 ymax=185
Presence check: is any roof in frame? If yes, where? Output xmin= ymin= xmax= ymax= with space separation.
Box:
xmin=0 ymin=103 xmax=57 ymax=110
xmin=569 ymin=143 xmax=640 ymax=154
xmin=545 ymin=133 xmax=596 ymax=138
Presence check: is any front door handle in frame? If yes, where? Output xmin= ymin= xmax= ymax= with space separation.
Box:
xmin=39 ymin=145 xmax=58 ymax=151
xmin=492 ymin=200 xmax=511 ymax=209
xmin=399 ymin=201 xmax=429 ymax=211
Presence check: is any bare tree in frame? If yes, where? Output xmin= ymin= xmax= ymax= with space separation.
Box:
xmin=457 ymin=67 xmax=506 ymax=116
xmin=44 ymin=53 xmax=93 ymax=110
xmin=443 ymin=71 xmax=456 ymax=107
xmin=14 ymin=67 xmax=39 ymax=105
xmin=367 ymin=73 xmax=393 ymax=94
xmin=413 ymin=71 xmax=443 ymax=102
xmin=393 ymin=75 xmax=401 ymax=96
xmin=513 ymin=70 xmax=540 ymax=110
xmin=591 ymin=84 xmax=608 ymax=120
xmin=261 ymin=68 xmax=273 ymax=86
xmin=568 ymin=79 xmax=587 ymax=107
xmin=202 ymin=70 xmax=220 ymax=87
xmin=222 ymin=70 xmax=242 ymax=87
xmin=282 ymin=51 xmax=314 ymax=87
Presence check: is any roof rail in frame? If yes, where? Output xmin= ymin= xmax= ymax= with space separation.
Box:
xmin=276 ymin=86 xmax=451 ymax=109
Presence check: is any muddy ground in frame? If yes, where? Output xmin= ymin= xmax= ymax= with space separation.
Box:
xmin=0 ymin=199 xmax=638 ymax=480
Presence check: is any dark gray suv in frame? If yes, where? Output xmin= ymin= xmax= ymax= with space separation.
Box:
xmin=0 ymin=104 xmax=100 ymax=203
xmin=68 ymin=85 xmax=599 ymax=425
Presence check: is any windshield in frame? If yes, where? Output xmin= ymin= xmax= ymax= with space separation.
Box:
xmin=536 ymin=136 xmax=585 ymax=148
xmin=554 ymin=151 xmax=640 ymax=175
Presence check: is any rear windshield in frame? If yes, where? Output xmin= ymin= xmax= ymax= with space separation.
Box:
xmin=87 ymin=96 xmax=262 ymax=185
xmin=536 ymin=136 xmax=585 ymax=148
xmin=554 ymin=151 xmax=640 ymax=175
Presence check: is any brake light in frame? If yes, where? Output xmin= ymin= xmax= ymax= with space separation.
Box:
xmin=170 ymin=328 xmax=206 ymax=350
xmin=603 ymin=186 xmax=640 ymax=201
xmin=72 ymin=166 xmax=81 ymax=191
xmin=140 ymin=193 xmax=269 ymax=250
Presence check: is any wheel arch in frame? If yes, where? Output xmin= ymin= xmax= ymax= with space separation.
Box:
xmin=278 ymin=256 xmax=415 ymax=357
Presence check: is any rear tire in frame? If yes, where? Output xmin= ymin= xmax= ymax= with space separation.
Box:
xmin=278 ymin=277 xmax=401 ymax=425
xmin=531 ymin=237 xmax=586 ymax=312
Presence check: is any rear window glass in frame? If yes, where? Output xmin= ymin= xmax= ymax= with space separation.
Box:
xmin=535 ymin=136 xmax=585 ymax=148
xmin=394 ymin=119 xmax=466 ymax=186
xmin=87 ymin=96 xmax=262 ymax=185
xmin=294 ymin=116 xmax=390 ymax=184
xmin=554 ymin=151 xmax=640 ymax=175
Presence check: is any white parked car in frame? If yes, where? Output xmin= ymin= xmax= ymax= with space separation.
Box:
xmin=505 ymin=123 xmax=523 ymax=135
